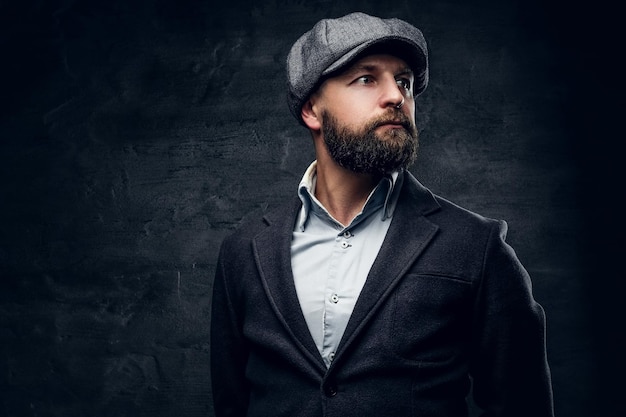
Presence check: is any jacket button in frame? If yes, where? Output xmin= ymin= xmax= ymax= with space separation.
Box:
xmin=325 ymin=384 xmax=338 ymax=397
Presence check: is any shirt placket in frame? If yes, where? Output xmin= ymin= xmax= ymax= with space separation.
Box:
xmin=322 ymin=229 xmax=354 ymax=366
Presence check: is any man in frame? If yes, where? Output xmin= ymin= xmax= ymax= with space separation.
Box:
xmin=211 ymin=12 xmax=554 ymax=417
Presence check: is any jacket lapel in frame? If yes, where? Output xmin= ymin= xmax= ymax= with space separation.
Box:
xmin=250 ymin=172 xmax=441 ymax=373
xmin=252 ymin=198 xmax=327 ymax=372
xmin=334 ymin=172 xmax=441 ymax=362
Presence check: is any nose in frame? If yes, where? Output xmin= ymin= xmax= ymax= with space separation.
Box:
xmin=380 ymin=76 xmax=406 ymax=109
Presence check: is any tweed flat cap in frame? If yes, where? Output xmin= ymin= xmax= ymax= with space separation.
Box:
xmin=286 ymin=12 xmax=429 ymax=125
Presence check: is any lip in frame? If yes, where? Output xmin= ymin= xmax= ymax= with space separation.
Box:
xmin=377 ymin=120 xmax=406 ymax=129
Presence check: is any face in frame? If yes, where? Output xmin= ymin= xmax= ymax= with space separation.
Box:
xmin=309 ymin=54 xmax=419 ymax=175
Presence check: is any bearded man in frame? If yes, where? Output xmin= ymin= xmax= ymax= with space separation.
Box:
xmin=210 ymin=12 xmax=554 ymax=417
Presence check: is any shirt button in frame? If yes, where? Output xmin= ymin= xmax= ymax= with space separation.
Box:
xmin=340 ymin=241 xmax=350 ymax=249
xmin=343 ymin=231 xmax=352 ymax=238
xmin=330 ymin=294 xmax=339 ymax=303
xmin=329 ymin=352 xmax=335 ymax=361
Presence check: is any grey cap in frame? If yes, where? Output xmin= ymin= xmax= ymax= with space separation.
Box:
xmin=286 ymin=12 xmax=429 ymax=125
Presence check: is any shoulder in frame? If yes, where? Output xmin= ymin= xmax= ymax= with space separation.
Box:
xmin=219 ymin=197 xmax=302 ymax=251
xmin=433 ymin=193 xmax=505 ymax=231
xmin=399 ymin=173 xmax=519 ymax=281
xmin=400 ymin=170 xmax=505 ymax=236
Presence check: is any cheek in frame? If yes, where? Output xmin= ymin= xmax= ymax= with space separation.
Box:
xmin=404 ymin=102 xmax=417 ymax=122
xmin=325 ymin=104 xmax=369 ymax=129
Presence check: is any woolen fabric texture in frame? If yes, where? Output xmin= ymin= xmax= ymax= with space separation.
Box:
xmin=286 ymin=12 xmax=429 ymax=125
xmin=211 ymin=170 xmax=554 ymax=417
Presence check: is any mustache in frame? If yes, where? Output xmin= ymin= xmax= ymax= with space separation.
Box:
xmin=370 ymin=110 xmax=413 ymax=130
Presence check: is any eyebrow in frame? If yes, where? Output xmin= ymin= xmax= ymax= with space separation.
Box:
xmin=342 ymin=63 xmax=414 ymax=78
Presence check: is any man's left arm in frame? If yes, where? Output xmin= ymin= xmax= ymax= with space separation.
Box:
xmin=469 ymin=220 xmax=555 ymax=417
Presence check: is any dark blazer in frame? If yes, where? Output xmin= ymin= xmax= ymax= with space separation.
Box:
xmin=211 ymin=171 xmax=554 ymax=417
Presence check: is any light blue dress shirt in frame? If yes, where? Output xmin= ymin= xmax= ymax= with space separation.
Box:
xmin=291 ymin=161 xmax=403 ymax=367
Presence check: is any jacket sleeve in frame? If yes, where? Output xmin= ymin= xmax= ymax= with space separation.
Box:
xmin=470 ymin=220 xmax=554 ymax=417
xmin=211 ymin=239 xmax=250 ymax=417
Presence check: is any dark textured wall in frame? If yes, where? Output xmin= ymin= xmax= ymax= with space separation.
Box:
xmin=1 ymin=0 xmax=623 ymax=416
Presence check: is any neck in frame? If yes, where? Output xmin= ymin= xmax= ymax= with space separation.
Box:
xmin=313 ymin=154 xmax=381 ymax=226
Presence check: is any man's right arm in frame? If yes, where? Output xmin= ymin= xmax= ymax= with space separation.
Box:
xmin=210 ymin=242 xmax=250 ymax=417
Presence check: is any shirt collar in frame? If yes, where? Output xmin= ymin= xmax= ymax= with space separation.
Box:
xmin=296 ymin=161 xmax=404 ymax=232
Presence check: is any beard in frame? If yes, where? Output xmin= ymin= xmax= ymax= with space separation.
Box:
xmin=321 ymin=109 xmax=419 ymax=176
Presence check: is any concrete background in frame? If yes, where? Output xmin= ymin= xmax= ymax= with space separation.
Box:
xmin=1 ymin=0 xmax=623 ymax=416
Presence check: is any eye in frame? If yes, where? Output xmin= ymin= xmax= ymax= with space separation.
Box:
xmin=354 ymin=75 xmax=374 ymax=85
xmin=396 ymin=78 xmax=412 ymax=93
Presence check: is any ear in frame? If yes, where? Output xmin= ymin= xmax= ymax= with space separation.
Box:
xmin=301 ymin=97 xmax=322 ymax=131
